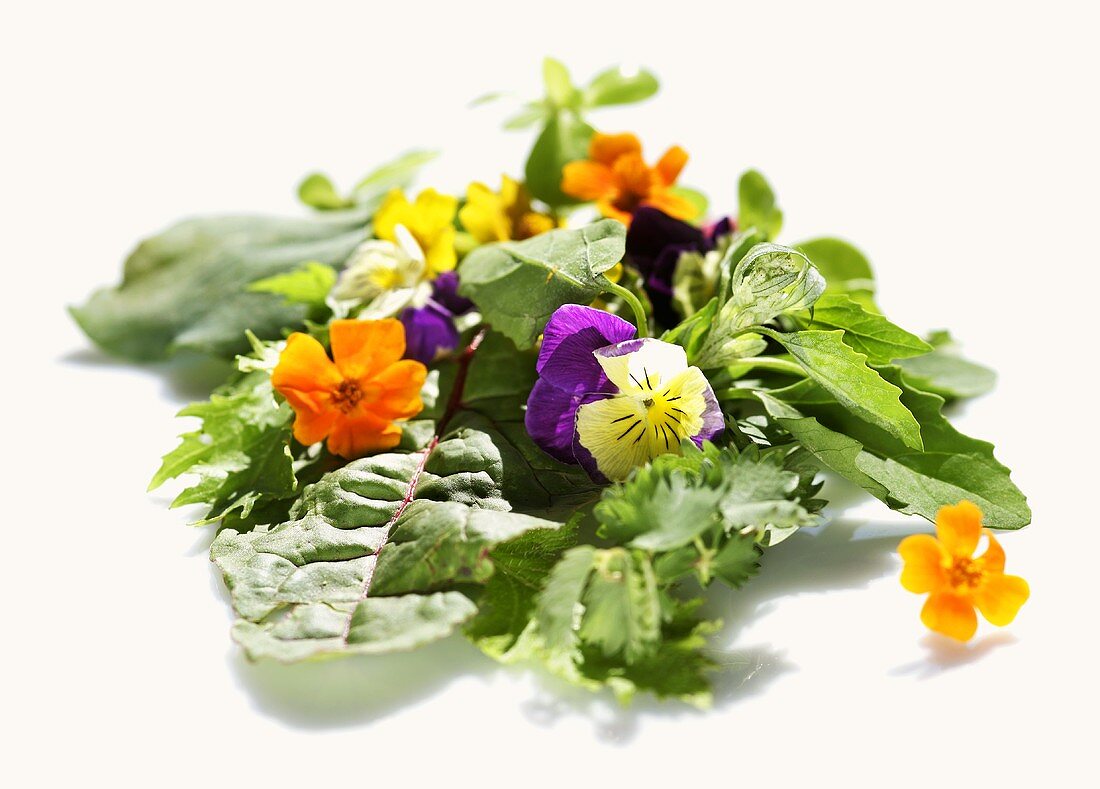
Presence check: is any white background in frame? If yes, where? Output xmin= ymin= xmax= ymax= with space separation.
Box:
xmin=3 ymin=1 xmax=1098 ymax=785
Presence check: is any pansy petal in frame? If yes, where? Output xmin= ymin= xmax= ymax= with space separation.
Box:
xmin=272 ymin=332 xmax=342 ymax=394
xmin=424 ymin=226 xmax=457 ymax=276
xmin=654 ymin=145 xmax=688 ymax=185
xmin=327 ymin=412 xmax=403 ymax=459
xmin=537 ymin=305 xmax=635 ymax=390
xmin=562 ymin=161 xmax=616 ymax=201
xmin=413 ymin=188 xmax=459 ymax=230
xmin=626 ymin=206 xmax=704 ymax=272
xmin=693 ymin=374 xmax=725 ymax=444
xmin=589 ymin=132 xmax=643 ymax=165
xmin=921 ymin=592 xmax=979 ymax=641
xmin=594 ymin=337 xmax=689 ymax=394
xmin=936 ymin=500 xmax=984 ymax=557
xmin=574 ymin=394 xmax=653 ymax=482
xmin=400 ymin=304 xmax=459 ymax=365
xmin=975 ymin=574 xmax=1029 ymax=627
xmin=898 ymin=534 xmax=949 ymax=593
xmin=524 ymin=379 xmax=586 ymax=464
xmin=371 ymin=358 xmax=428 ymax=419
xmin=330 ymin=318 xmax=406 ymax=380
xmin=430 ymin=271 xmax=474 ymax=316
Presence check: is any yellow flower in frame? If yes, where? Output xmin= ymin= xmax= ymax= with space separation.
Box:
xmin=373 ymin=188 xmax=457 ymax=278
xmin=459 ymin=175 xmax=558 ymax=243
xmin=899 ymin=501 xmax=1029 ymax=641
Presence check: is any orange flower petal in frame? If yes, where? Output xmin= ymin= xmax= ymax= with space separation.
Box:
xmin=561 ymin=161 xmax=616 ymax=201
xmin=329 ymin=318 xmax=406 ymax=381
xmin=935 ymin=500 xmax=983 ymax=557
xmin=898 ymin=534 xmax=948 ymax=593
xmin=285 ymin=394 xmax=337 ymax=447
xmin=370 ymin=358 xmax=428 ymax=419
xmin=271 ymin=333 xmax=342 ymax=395
xmin=921 ymin=592 xmax=979 ymax=641
xmin=589 ymin=132 xmax=642 ymax=165
xmin=644 ymin=189 xmax=698 ymax=221
xmin=654 ymin=145 xmax=688 ymax=185
xmin=595 ymin=197 xmax=634 ymax=225
xmin=974 ymin=529 xmax=1006 ymax=574
xmin=327 ymin=412 xmax=403 ymax=459
xmin=975 ymin=573 xmax=1029 ymax=627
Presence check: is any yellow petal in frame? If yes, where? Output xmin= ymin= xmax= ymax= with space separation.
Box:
xmin=424 ymin=226 xmax=457 ymax=276
xmin=459 ymin=182 xmax=509 ymax=243
xmin=935 ymin=500 xmax=984 ymax=557
xmin=412 ymin=188 xmax=458 ymax=232
xmin=974 ymin=573 xmax=1029 ymax=627
xmin=974 ymin=529 xmax=1006 ymax=574
xmin=921 ymin=592 xmax=978 ymax=641
xmin=898 ymin=534 xmax=949 ymax=593
xmin=272 ymin=332 xmax=342 ymax=395
xmin=372 ymin=189 xmax=411 ymax=242
xmin=575 ymin=395 xmax=655 ymax=482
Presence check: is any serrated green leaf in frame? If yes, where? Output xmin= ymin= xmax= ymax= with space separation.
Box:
xmin=458 ymin=220 xmax=625 ymax=348
xmin=711 ymin=537 xmax=761 ymax=588
xmin=738 ymin=169 xmax=783 ymax=240
xmin=759 ymin=328 xmax=924 ymax=450
xmin=808 ymin=293 xmax=931 ymax=363
xmin=579 ymin=548 xmax=662 ymax=663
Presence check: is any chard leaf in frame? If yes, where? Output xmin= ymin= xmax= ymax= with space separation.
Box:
xmin=757 ymin=365 xmax=1030 ymax=529
xmin=458 ymin=220 xmax=626 ymax=348
xmin=72 ymin=212 xmax=367 ymax=361
xmin=807 ymin=293 xmax=932 ymax=363
xmin=738 ymin=170 xmax=783 ymax=240
xmin=759 ymin=328 xmax=924 ymax=450
xmin=211 ymin=427 xmax=566 ymax=661
xmin=149 ymin=369 xmax=296 ymax=525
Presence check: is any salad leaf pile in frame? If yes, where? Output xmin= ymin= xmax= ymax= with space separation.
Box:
xmin=73 ymin=59 xmax=1026 ymax=707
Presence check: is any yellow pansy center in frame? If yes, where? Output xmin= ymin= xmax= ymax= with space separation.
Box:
xmin=575 ymin=339 xmax=711 ymax=482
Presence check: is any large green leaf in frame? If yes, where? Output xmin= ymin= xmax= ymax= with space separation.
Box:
xmin=211 ymin=428 xmax=565 ymax=661
xmin=757 ymin=366 xmax=1030 ymax=529
xmin=795 ymin=238 xmax=876 ymax=307
xmin=760 ymin=328 xmax=923 ymax=449
xmin=72 ymin=212 xmax=367 ymax=361
xmin=524 ymin=110 xmax=594 ymax=207
xmin=895 ymin=330 xmax=996 ymax=400
xmin=458 ymin=220 xmax=625 ymax=348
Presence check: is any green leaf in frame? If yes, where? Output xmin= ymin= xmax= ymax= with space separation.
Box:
xmin=542 ymin=57 xmax=576 ymax=108
xmin=760 ymin=328 xmax=924 ymax=450
xmin=796 ymin=238 xmax=876 ymax=306
xmin=524 ymin=111 xmax=594 ymax=206
xmin=211 ymin=427 xmax=567 ymax=661
xmin=297 ymin=173 xmax=353 ymax=211
xmin=738 ymin=169 xmax=783 ymax=240
xmin=149 ymin=369 xmax=296 ymax=524
xmin=583 ymin=65 xmax=660 ymax=107
xmin=895 ymin=331 xmax=996 ymax=400
xmin=248 ymin=261 xmax=337 ymax=309
xmin=458 ymin=220 xmax=625 ymax=348
xmin=579 ymin=548 xmax=662 ymax=663
xmin=757 ymin=365 xmax=1030 ymax=529
xmin=351 ymin=149 xmax=438 ymax=204
xmin=71 ymin=212 xmax=366 ymax=361
xmin=807 ymin=293 xmax=931 ymax=363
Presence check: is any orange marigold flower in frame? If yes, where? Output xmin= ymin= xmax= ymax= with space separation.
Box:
xmin=899 ymin=501 xmax=1030 ymax=641
xmin=271 ymin=319 xmax=427 ymax=459
xmin=561 ymin=132 xmax=696 ymax=225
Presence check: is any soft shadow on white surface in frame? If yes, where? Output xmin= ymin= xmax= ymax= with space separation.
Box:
xmin=891 ymin=632 xmax=1019 ymax=680
xmin=61 ymin=347 xmax=235 ymax=403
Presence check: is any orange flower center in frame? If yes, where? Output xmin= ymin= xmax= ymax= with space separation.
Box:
xmin=946 ymin=556 xmax=985 ymax=590
xmin=332 ymin=379 xmax=367 ymax=414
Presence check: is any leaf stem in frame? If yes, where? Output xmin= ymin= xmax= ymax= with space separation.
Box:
xmin=601 ymin=277 xmax=649 ymax=338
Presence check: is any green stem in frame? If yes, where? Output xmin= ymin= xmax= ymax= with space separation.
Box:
xmin=601 ymin=277 xmax=649 ymax=337
xmin=736 ymin=356 xmax=807 ymax=377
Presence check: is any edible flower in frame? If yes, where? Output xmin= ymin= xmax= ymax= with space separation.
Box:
xmin=899 ymin=501 xmax=1029 ymax=641
xmin=561 ymin=132 xmax=696 ymax=225
xmin=272 ymin=319 xmax=427 ymax=459
xmin=525 ymin=304 xmax=724 ymax=482
xmin=399 ymin=271 xmax=475 ymax=364
xmin=373 ymin=188 xmax=457 ymax=277
xmin=626 ymin=206 xmax=733 ymax=328
xmin=459 ymin=175 xmax=558 ymax=242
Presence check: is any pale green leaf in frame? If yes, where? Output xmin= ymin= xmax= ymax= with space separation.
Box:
xmin=738 ymin=169 xmax=783 ymax=239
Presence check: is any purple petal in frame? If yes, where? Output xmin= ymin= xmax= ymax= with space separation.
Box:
xmin=400 ymin=303 xmax=459 ymax=364
xmin=524 ymin=379 xmax=588 ymax=464
xmin=626 ymin=207 xmax=705 ymax=274
xmin=570 ymin=393 xmax=613 ymax=484
xmin=431 ymin=271 xmax=474 ymax=316
xmin=692 ymin=383 xmax=726 ymax=446
xmin=704 ymin=217 xmax=735 ymax=245
xmin=537 ymin=305 xmax=635 ymax=392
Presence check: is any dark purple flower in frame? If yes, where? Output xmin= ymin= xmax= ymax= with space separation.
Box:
xmin=525 ymin=305 xmax=725 ymax=482
xmin=399 ymin=273 xmax=475 ymax=364
xmin=625 ymin=207 xmax=734 ymax=328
